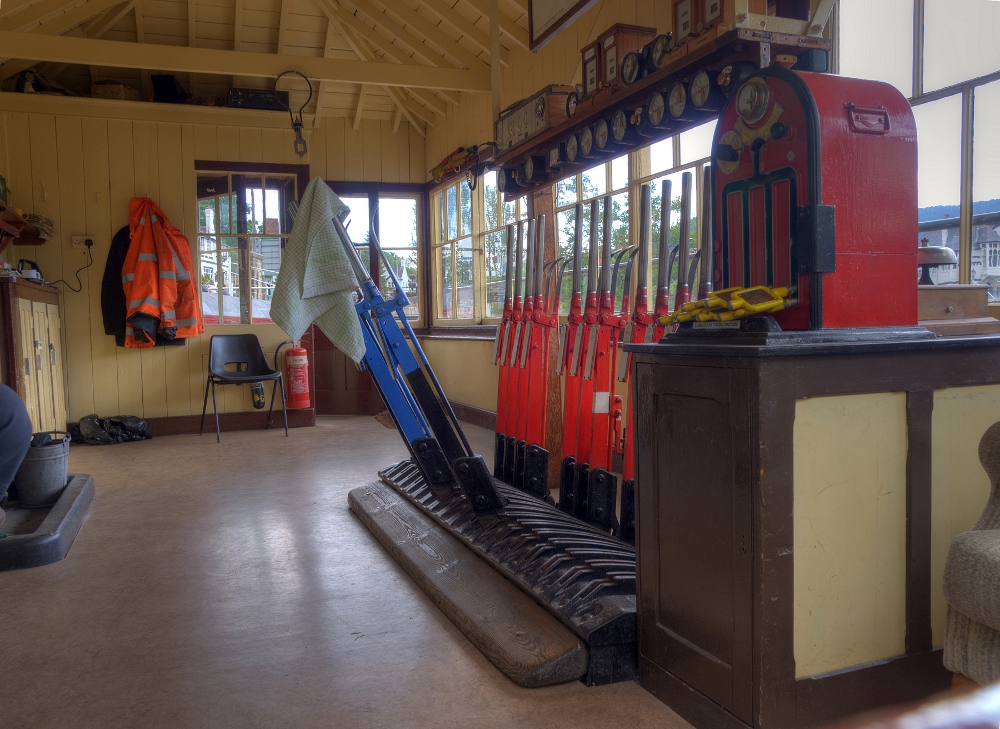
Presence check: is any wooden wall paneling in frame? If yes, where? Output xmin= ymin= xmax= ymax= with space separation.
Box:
xmin=81 ymin=116 xmax=120 ymax=417
xmin=107 ymin=119 xmax=144 ymax=416
xmin=0 ymin=113 xmax=9 ymax=198
xmin=181 ymin=122 xmax=205 ymax=418
xmin=260 ymin=127 xmax=285 ymax=164
xmin=396 ymin=120 xmax=410 ymax=182
xmin=239 ymin=126 xmax=264 ymax=163
xmin=216 ymin=123 xmax=241 ymax=162
xmin=409 ymin=122 xmax=424 ymax=183
xmin=343 ymin=118 xmax=363 ymax=181
xmin=326 ymin=117 xmax=346 ymax=181
xmin=157 ymin=121 xmax=194 ymax=417
xmin=25 ymin=114 xmax=62 ymax=284
xmin=55 ymin=114 xmax=95 ymax=420
xmin=283 ymin=129 xmax=303 ymax=165
xmin=7 ymin=113 xmax=32 ymax=212
xmin=362 ymin=120 xmax=381 ymax=181
xmin=906 ymin=389 xmax=934 ymax=654
xmin=309 ymin=123 xmax=327 ymax=180
xmin=193 ymin=124 xmax=218 ymax=161
xmin=380 ymin=119 xmax=399 ymax=183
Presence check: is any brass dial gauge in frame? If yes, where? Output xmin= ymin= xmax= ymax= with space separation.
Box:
xmin=648 ymin=34 xmax=672 ymax=71
xmin=647 ymin=92 xmax=666 ymax=127
xmin=621 ymin=52 xmax=642 ymax=85
xmin=611 ymin=109 xmax=629 ymax=143
xmin=690 ymin=70 xmax=712 ymax=108
xmin=595 ymin=118 xmax=610 ymax=150
xmin=736 ymin=77 xmax=770 ymax=124
xmin=668 ymin=82 xmax=688 ymax=119
xmin=565 ymin=133 xmax=579 ymax=163
xmin=566 ymin=91 xmax=578 ymax=117
xmin=524 ymin=156 xmax=536 ymax=181
xmin=579 ymin=125 xmax=594 ymax=157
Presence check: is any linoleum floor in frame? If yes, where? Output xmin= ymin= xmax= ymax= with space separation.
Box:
xmin=0 ymin=416 xmax=692 ymax=729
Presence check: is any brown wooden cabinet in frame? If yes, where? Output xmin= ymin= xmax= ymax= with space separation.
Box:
xmin=627 ymin=331 xmax=1000 ymax=729
xmin=0 ymin=279 xmax=67 ymax=432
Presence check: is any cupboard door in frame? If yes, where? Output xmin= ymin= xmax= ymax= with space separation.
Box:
xmin=31 ymin=300 xmax=54 ymax=431
xmin=16 ymin=298 xmax=41 ymax=430
xmin=635 ymin=363 xmax=754 ymax=723
xmin=45 ymin=303 xmax=67 ymax=430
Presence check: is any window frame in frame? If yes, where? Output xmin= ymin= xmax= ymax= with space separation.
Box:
xmin=194 ymin=161 xmax=309 ymax=327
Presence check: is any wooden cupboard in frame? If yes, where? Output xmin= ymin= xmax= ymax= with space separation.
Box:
xmin=0 ymin=279 xmax=67 ymax=432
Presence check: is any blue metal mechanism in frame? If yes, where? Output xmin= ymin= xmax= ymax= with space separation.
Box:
xmin=333 ymin=214 xmax=507 ymax=519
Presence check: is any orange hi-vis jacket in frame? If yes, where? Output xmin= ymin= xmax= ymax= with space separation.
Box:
xmin=123 ymin=198 xmax=204 ymax=348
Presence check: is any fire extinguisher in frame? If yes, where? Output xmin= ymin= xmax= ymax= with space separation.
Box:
xmin=276 ymin=340 xmax=310 ymax=409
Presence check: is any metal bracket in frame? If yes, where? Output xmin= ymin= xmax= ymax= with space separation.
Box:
xmin=587 ymin=468 xmax=619 ymax=534
xmin=412 ymin=437 xmax=452 ymax=485
xmin=523 ymin=444 xmax=553 ymax=503
xmin=453 ymin=455 xmax=508 ymax=514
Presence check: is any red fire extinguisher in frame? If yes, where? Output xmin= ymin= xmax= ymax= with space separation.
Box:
xmin=277 ymin=341 xmax=310 ymax=409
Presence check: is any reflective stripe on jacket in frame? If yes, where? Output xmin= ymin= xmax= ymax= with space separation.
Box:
xmin=123 ymin=198 xmax=204 ymax=348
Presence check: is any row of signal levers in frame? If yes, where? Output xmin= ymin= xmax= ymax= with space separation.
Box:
xmin=492 ymin=170 xmax=713 ymax=543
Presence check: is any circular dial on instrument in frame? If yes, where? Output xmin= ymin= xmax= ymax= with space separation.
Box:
xmin=690 ymin=70 xmax=712 ymax=109
xmin=649 ymin=34 xmax=672 ymax=70
xmin=716 ymin=130 xmax=744 ymax=176
xmin=565 ymin=133 xmax=578 ymax=162
xmin=736 ymin=77 xmax=770 ymax=124
xmin=611 ymin=109 xmax=628 ymax=143
xmin=524 ymin=156 xmax=535 ymax=181
xmin=497 ymin=167 xmax=509 ymax=192
xmin=668 ymin=82 xmax=687 ymax=119
xmin=647 ymin=92 xmax=666 ymax=127
xmin=621 ymin=52 xmax=641 ymax=85
xmin=579 ymin=125 xmax=594 ymax=156
xmin=534 ymin=96 xmax=545 ymax=119
xmin=566 ymin=91 xmax=578 ymax=117
xmin=595 ymin=118 xmax=610 ymax=149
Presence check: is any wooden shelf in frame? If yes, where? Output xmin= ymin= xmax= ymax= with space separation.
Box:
xmin=495 ymin=28 xmax=832 ymax=199
xmin=0 ymin=200 xmax=49 ymax=255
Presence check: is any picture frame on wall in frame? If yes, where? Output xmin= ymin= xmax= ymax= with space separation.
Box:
xmin=529 ymin=0 xmax=600 ymax=51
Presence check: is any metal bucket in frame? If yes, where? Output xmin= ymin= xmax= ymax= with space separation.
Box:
xmin=13 ymin=431 xmax=71 ymax=508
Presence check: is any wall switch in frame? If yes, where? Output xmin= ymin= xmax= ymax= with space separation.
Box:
xmin=71 ymin=235 xmax=94 ymax=249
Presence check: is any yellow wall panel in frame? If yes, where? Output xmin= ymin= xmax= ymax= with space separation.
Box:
xmin=1 ymin=93 xmax=425 ymax=423
xmin=930 ymin=384 xmax=1000 ymax=646
xmin=793 ymin=393 xmax=908 ymax=678
xmin=420 ymin=337 xmax=499 ymax=412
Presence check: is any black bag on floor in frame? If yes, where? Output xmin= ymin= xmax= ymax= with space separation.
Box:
xmin=72 ymin=414 xmax=153 ymax=445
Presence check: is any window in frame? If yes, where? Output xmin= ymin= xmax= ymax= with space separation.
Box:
xmin=329 ymin=183 xmax=426 ymax=325
xmin=196 ymin=167 xmax=300 ymax=324
xmin=430 ymin=173 xmax=527 ymax=324
xmin=837 ymin=0 xmax=1000 ymax=286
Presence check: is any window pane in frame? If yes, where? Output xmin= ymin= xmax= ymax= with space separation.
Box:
xmin=223 ymin=255 xmax=242 ymax=324
xmin=456 ymin=236 xmax=474 ymax=319
xmin=485 ymin=229 xmax=506 ymax=318
xmin=680 ymin=121 xmax=714 ymax=164
xmin=647 ymin=171 xmax=697 ymax=299
xmin=379 ymin=197 xmax=418 ymax=248
xmin=972 ymin=82 xmax=1000 ymax=290
xmin=381 ymin=249 xmax=421 ymax=320
xmin=340 ymin=195 xmax=371 ymax=245
xmin=838 ymin=0 xmax=913 ymax=97
xmin=439 ymin=245 xmax=453 ymax=319
xmin=484 ymin=170 xmax=500 ymax=232
xmin=925 ymin=0 xmax=1000 ymax=93
xmin=557 ymin=208 xmax=580 ymax=314
xmin=460 ymin=182 xmax=472 ymax=236
xmin=446 ymin=185 xmax=458 ymax=240
xmin=198 ymin=199 xmax=214 ymax=234
xmin=556 ymin=175 xmax=578 ymax=207
xmin=650 ymin=137 xmax=674 ymax=175
xmin=502 ymin=196 xmax=517 ymax=225
xmin=611 ymin=154 xmax=629 ymax=192
xmin=913 ymin=97 xmax=962 ymax=215
xmin=220 ymin=195 xmax=232 ymax=234
xmin=582 ymin=163 xmax=607 ymax=199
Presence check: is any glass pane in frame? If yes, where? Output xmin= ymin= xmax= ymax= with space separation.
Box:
xmin=340 ymin=194 xmax=371 ymax=274
xmin=925 ymin=0 xmax=1000 ymax=93
xmin=502 ymin=196 xmax=517 ymax=225
xmin=484 ymin=170 xmax=500 ymax=232
xmin=609 ymin=192 xmax=629 ymax=250
xmin=456 ymin=236 xmax=474 ymax=319
xmin=647 ymin=171 xmax=696 ymax=299
xmin=200 ymin=251 xmax=221 ymax=325
xmin=680 ymin=121 xmax=714 ymax=164
xmin=519 ymin=198 xmax=529 ymax=220
xmin=446 ymin=185 xmax=458 ymax=240
xmin=439 ymin=245 xmax=453 ymax=319
xmin=972 ymin=82 xmax=1000 ymax=289
xmin=198 ymin=199 xmax=215 ymax=234
xmin=380 ymin=249 xmax=420 ymax=320
xmin=838 ymin=0 xmax=913 ymax=97
xmin=242 ymin=177 xmax=264 ymax=234
xmin=611 ymin=153 xmax=629 ymax=192
xmin=220 ymin=194 xmax=232 ymax=234
xmin=913 ymin=96 xmax=962 ymax=217
xmin=556 ymin=175 xmax=577 ymax=208
xmin=222 ymin=255 xmax=241 ymax=324
xmin=485 ymin=229 xmax=506 ymax=319
xmin=650 ymin=137 xmax=674 ymax=176
xmin=379 ymin=197 xmax=418 ymax=248
xmin=581 ymin=163 xmax=607 ymax=199
xmin=557 ymin=208 xmax=579 ymax=315
xmin=249 ymin=235 xmax=280 ymax=322
xmin=460 ymin=181 xmax=472 ymax=236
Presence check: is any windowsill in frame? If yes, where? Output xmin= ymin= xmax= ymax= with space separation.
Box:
xmin=420 ymin=324 xmax=498 ymax=341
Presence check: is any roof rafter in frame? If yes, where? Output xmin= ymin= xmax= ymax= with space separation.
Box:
xmin=188 ymin=0 xmax=197 ymax=95
xmin=418 ymin=0 xmax=509 ymax=67
xmin=353 ymin=83 xmax=368 ymax=129
xmin=313 ymin=16 xmax=335 ymax=126
xmin=0 ymin=0 xmax=87 ymax=32
xmin=362 ymin=0 xmax=487 ymax=70
xmin=462 ymin=0 xmax=529 ymax=51
xmin=0 ymin=29 xmax=491 ymax=90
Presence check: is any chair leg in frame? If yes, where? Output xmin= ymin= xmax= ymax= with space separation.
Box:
xmin=279 ymin=374 xmax=289 ymax=437
xmin=211 ymin=380 xmax=221 ymax=443
xmin=200 ymin=377 xmax=211 ymax=435
xmin=266 ymin=379 xmax=278 ymax=429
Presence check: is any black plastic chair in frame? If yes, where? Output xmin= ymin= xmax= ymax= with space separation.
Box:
xmin=200 ymin=334 xmax=288 ymax=443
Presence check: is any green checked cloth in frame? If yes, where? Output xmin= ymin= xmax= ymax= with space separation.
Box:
xmin=272 ymin=178 xmax=366 ymax=363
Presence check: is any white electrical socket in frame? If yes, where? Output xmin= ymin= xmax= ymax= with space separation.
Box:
xmin=71 ymin=235 xmax=94 ymax=249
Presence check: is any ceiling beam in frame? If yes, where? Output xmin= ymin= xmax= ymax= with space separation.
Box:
xmin=0 ymin=0 xmax=129 ymax=36
xmin=418 ymin=0 xmax=509 ymax=67
xmin=462 ymin=0 xmax=528 ymax=51
xmin=277 ymin=0 xmax=289 ymax=52
xmin=353 ymin=83 xmax=368 ymax=129
xmin=315 ymin=0 xmax=455 ymax=110
xmin=362 ymin=0 xmax=486 ymax=70
xmin=336 ymin=0 xmax=450 ymax=71
xmin=133 ymin=0 xmax=151 ymax=99
xmin=0 ymin=0 xmax=85 ymax=31
xmin=0 ymin=30 xmax=491 ymax=90
xmin=188 ymin=0 xmax=197 ymax=95
xmin=0 ymin=1 xmax=48 ymax=22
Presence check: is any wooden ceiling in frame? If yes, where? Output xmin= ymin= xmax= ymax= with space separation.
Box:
xmin=0 ymin=0 xmax=529 ymax=133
